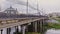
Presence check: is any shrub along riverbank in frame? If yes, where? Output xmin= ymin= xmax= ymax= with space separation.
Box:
xmin=26 ymin=32 xmax=41 ymax=34
xmin=14 ymin=22 xmax=59 ymax=34
xmin=14 ymin=32 xmax=41 ymax=34
xmin=46 ymin=23 xmax=60 ymax=29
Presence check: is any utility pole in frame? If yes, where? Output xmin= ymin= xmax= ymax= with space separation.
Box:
xmin=27 ymin=0 xmax=28 ymax=15
xmin=0 ymin=5 xmax=1 ymax=11
xmin=37 ymin=0 xmax=40 ymax=16
xmin=41 ymin=8 xmax=44 ymax=16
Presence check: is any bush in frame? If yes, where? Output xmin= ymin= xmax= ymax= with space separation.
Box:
xmin=13 ymin=32 xmax=22 ymax=34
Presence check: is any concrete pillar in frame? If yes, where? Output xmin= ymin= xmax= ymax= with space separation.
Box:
xmin=34 ymin=21 xmax=37 ymax=32
xmin=7 ymin=28 xmax=11 ymax=34
xmin=40 ymin=19 xmax=44 ymax=33
xmin=0 ymin=30 xmax=3 ymax=34
xmin=18 ymin=26 xmax=21 ymax=32
xmin=32 ymin=22 xmax=35 ymax=32
xmin=25 ymin=25 xmax=28 ymax=32
xmin=26 ymin=22 xmax=34 ymax=32
xmin=10 ymin=27 xmax=16 ymax=34
xmin=39 ymin=21 xmax=41 ymax=32
xmin=21 ymin=25 xmax=26 ymax=34
xmin=30 ymin=22 xmax=34 ymax=32
xmin=26 ymin=23 xmax=31 ymax=32
xmin=0 ymin=28 xmax=8 ymax=34
xmin=37 ymin=21 xmax=40 ymax=32
xmin=0 ymin=30 xmax=1 ymax=34
xmin=22 ymin=26 xmax=26 ymax=34
xmin=42 ymin=19 xmax=45 ymax=33
xmin=40 ymin=20 xmax=43 ymax=33
xmin=2 ymin=28 xmax=7 ymax=34
xmin=15 ymin=26 xmax=19 ymax=32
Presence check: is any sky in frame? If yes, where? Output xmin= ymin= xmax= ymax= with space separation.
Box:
xmin=0 ymin=0 xmax=60 ymax=14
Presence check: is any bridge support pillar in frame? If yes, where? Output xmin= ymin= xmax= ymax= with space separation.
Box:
xmin=37 ymin=21 xmax=40 ymax=32
xmin=21 ymin=25 xmax=26 ymax=34
xmin=42 ymin=19 xmax=45 ymax=33
xmin=40 ymin=19 xmax=45 ymax=34
xmin=7 ymin=28 xmax=11 ymax=34
xmin=15 ymin=26 xmax=19 ymax=33
xmin=0 ymin=28 xmax=7 ymax=34
xmin=3 ymin=28 xmax=7 ymax=34
xmin=0 ymin=28 xmax=11 ymax=34
xmin=0 ymin=29 xmax=3 ymax=34
xmin=10 ymin=27 xmax=16 ymax=34
xmin=40 ymin=20 xmax=43 ymax=33
xmin=34 ymin=21 xmax=37 ymax=32
xmin=26 ymin=23 xmax=31 ymax=32
xmin=27 ymin=22 xmax=33 ymax=32
xmin=27 ymin=22 xmax=37 ymax=32
xmin=18 ymin=26 xmax=21 ymax=32
xmin=39 ymin=20 xmax=42 ymax=32
xmin=33 ymin=21 xmax=41 ymax=33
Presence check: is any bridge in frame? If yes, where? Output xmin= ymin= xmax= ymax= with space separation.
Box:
xmin=0 ymin=17 xmax=48 ymax=34
xmin=0 ymin=1 xmax=49 ymax=34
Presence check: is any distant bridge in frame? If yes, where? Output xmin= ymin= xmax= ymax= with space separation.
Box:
xmin=0 ymin=16 xmax=48 ymax=34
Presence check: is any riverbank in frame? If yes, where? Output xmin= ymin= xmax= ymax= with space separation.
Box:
xmin=14 ymin=32 xmax=41 ymax=34
xmin=45 ymin=29 xmax=60 ymax=34
xmin=26 ymin=32 xmax=41 ymax=34
xmin=46 ymin=23 xmax=60 ymax=29
xmin=44 ymin=22 xmax=60 ymax=34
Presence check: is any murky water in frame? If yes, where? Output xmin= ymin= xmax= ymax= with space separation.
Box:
xmin=47 ymin=19 xmax=59 ymax=23
xmin=0 ymin=26 xmax=21 ymax=34
xmin=45 ymin=29 xmax=60 ymax=34
xmin=45 ymin=19 xmax=60 ymax=34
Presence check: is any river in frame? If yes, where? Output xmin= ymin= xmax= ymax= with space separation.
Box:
xmin=45 ymin=29 xmax=60 ymax=34
xmin=45 ymin=19 xmax=60 ymax=34
xmin=47 ymin=19 xmax=59 ymax=23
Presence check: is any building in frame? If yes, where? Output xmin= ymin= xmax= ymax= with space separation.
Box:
xmin=4 ymin=6 xmax=18 ymax=15
xmin=47 ymin=12 xmax=60 ymax=18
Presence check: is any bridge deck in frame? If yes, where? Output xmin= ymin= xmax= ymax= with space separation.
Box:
xmin=0 ymin=17 xmax=47 ymax=30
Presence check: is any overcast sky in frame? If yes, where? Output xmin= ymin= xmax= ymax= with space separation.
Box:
xmin=0 ymin=0 xmax=60 ymax=14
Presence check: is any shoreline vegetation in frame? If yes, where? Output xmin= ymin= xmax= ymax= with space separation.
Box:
xmin=14 ymin=32 xmax=41 ymax=34
xmin=46 ymin=22 xmax=60 ymax=29
xmin=47 ymin=17 xmax=60 ymax=29
xmin=14 ymin=22 xmax=60 ymax=34
xmin=26 ymin=32 xmax=41 ymax=34
xmin=15 ymin=17 xmax=60 ymax=34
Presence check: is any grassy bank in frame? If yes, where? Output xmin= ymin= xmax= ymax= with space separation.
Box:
xmin=47 ymin=23 xmax=60 ymax=29
xmin=14 ymin=32 xmax=41 ymax=34
xmin=26 ymin=32 xmax=41 ymax=34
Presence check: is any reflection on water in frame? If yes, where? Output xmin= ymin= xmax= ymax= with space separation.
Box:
xmin=45 ymin=29 xmax=60 ymax=34
xmin=47 ymin=19 xmax=59 ymax=23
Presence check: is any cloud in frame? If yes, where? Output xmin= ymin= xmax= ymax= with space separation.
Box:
xmin=6 ymin=0 xmax=43 ymax=14
xmin=7 ymin=0 xmax=41 ymax=11
xmin=1 ymin=0 xmax=60 ymax=14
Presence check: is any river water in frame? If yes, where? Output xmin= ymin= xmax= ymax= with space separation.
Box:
xmin=45 ymin=19 xmax=60 ymax=34
xmin=45 ymin=29 xmax=60 ymax=34
xmin=47 ymin=19 xmax=59 ymax=23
